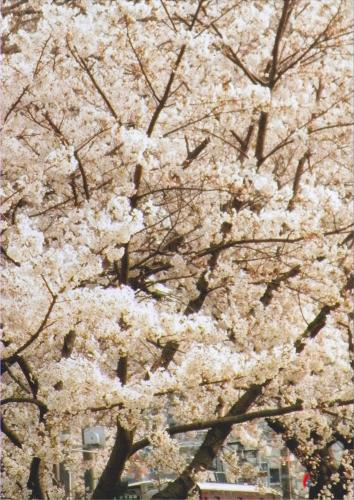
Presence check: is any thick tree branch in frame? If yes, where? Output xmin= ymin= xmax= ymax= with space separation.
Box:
xmin=27 ymin=457 xmax=46 ymax=500
xmin=255 ymin=111 xmax=269 ymax=166
xmin=15 ymin=355 xmax=39 ymax=396
xmin=260 ymin=265 xmax=301 ymax=306
xmin=131 ymin=401 xmax=303 ymax=456
xmin=146 ymin=45 xmax=186 ymax=137
xmin=287 ymin=151 xmax=310 ymax=210
xmin=268 ymin=0 xmax=294 ymax=86
xmin=183 ymin=137 xmax=210 ymax=168
xmin=294 ymin=303 xmax=339 ymax=354
xmin=195 ymin=235 xmax=304 ymax=259
xmin=194 ymin=224 xmax=353 ymax=259
xmin=147 ymin=341 xmax=179 ymax=379
xmin=2 ymin=361 xmax=31 ymax=394
xmin=61 ymin=330 xmax=76 ymax=358
xmin=1 ymin=397 xmax=48 ymax=413
xmin=153 ymin=384 xmax=264 ymax=498
xmin=1 ymin=417 xmax=23 ymax=448
xmin=92 ymin=424 xmax=134 ymax=499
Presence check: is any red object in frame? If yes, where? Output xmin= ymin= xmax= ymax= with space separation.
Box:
xmin=303 ymin=472 xmax=311 ymax=488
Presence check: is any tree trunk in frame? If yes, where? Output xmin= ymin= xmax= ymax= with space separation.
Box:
xmin=267 ymin=420 xmax=349 ymax=500
xmin=28 ymin=457 xmax=45 ymax=500
xmin=92 ymin=425 xmax=133 ymax=499
xmin=309 ymin=458 xmax=346 ymax=499
xmin=153 ymin=384 xmax=263 ymax=499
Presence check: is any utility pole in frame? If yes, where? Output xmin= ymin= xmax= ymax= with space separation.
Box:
xmin=281 ymin=447 xmax=292 ymax=499
xmin=81 ymin=426 xmax=105 ymax=499
xmin=82 ymin=430 xmax=95 ymax=499
xmin=56 ymin=431 xmax=72 ymax=498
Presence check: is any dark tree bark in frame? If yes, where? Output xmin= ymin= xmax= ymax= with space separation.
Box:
xmin=268 ymin=419 xmax=353 ymax=500
xmin=28 ymin=457 xmax=45 ymax=500
xmin=92 ymin=424 xmax=134 ymax=499
xmin=152 ymin=384 xmax=263 ymax=499
xmin=308 ymin=449 xmax=348 ymax=499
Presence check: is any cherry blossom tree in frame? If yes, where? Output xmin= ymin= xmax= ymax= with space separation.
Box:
xmin=1 ymin=0 xmax=353 ymax=499
xmin=267 ymin=409 xmax=354 ymax=499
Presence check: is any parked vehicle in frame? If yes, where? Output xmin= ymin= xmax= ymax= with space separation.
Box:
xmin=197 ymin=482 xmax=281 ymax=500
xmin=120 ymin=481 xmax=281 ymax=500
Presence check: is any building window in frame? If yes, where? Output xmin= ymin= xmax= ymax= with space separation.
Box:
xmin=269 ymin=467 xmax=280 ymax=484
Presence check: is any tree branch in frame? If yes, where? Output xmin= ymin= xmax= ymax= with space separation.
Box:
xmin=146 ymin=45 xmax=186 ymax=137
xmin=287 ymin=151 xmax=310 ymax=211
xmin=131 ymin=401 xmax=303 ymax=456
xmin=268 ymin=0 xmax=293 ymax=87
xmin=126 ymin=29 xmax=160 ymax=102
xmin=255 ymin=111 xmax=269 ymax=166
xmin=1 ymin=417 xmax=23 ymax=448
xmin=260 ymin=265 xmax=301 ymax=306
xmin=195 ymin=235 xmax=304 ymax=259
xmin=3 ymin=295 xmax=57 ymax=362
xmin=294 ymin=303 xmax=339 ymax=354
xmin=223 ymin=46 xmax=267 ymax=86
xmin=44 ymin=111 xmax=90 ymax=201
xmin=153 ymin=383 xmax=264 ymax=499
xmin=3 ymin=84 xmax=29 ymax=123
xmin=67 ymin=41 xmax=119 ymax=121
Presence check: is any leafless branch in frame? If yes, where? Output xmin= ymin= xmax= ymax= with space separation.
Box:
xmin=3 ymin=85 xmax=29 ymax=124
xmin=127 ymin=29 xmax=160 ymax=102
xmin=67 ymin=41 xmax=120 ymax=122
